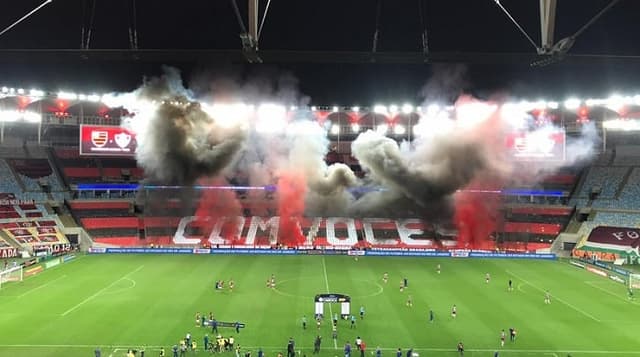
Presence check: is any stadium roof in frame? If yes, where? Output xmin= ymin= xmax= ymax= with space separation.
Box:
xmin=1 ymin=1 xmax=640 ymax=103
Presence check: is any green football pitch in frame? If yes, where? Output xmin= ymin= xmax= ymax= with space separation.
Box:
xmin=0 ymin=254 xmax=639 ymax=357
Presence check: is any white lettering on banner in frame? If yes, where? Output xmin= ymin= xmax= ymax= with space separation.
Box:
xmin=173 ymin=216 xmax=201 ymax=245
xmin=0 ymin=248 xmax=18 ymax=259
xmin=362 ymin=218 xmax=397 ymax=245
xmin=244 ymin=216 xmax=278 ymax=245
xmin=397 ymin=219 xmax=432 ymax=246
xmin=612 ymin=231 xmax=639 ymax=240
xmin=325 ymin=218 xmax=358 ymax=246
xmin=208 ymin=216 xmax=246 ymax=245
xmin=171 ymin=216 xmax=435 ymax=246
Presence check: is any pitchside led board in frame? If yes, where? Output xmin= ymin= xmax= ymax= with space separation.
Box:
xmin=79 ymin=125 xmax=137 ymax=157
xmin=505 ymin=130 xmax=566 ymax=162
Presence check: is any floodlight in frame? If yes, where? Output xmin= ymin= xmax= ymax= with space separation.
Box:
xmin=17 ymin=88 xmax=24 ymax=95
xmin=1 ymin=87 xmax=7 ymax=93
xmin=563 ymin=98 xmax=581 ymax=110
xmin=389 ymin=104 xmax=398 ymax=113
xmin=29 ymin=89 xmax=44 ymax=97
xmin=352 ymin=106 xmax=360 ymax=113
xmin=401 ymin=104 xmax=413 ymax=114
xmin=394 ymin=125 xmax=406 ymax=135
xmin=332 ymin=106 xmax=339 ymax=112
xmin=57 ymin=91 xmax=78 ymax=100
xmin=255 ymin=103 xmax=287 ymax=133
xmin=426 ymin=104 xmax=440 ymax=115
xmin=87 ymin=94 xmax=101 ymax=102
xmin=547 ymin=101 xmax=559 ymax=109
xmin=376 ymin=124 xmax=388 ymax=134
xmin=330 ymin=124 xmax=340 ymax=135
xmin=310 ymin=106 xmax=317 ymax=111
xmin=373 ymin=105 xmax=387 ymax=114
xmin=351 ymin=124 xmax=360 ymax=132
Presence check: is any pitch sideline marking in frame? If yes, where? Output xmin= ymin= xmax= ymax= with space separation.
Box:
xmin=506 ymin=270 xmax=601 ymax=323
xmin=321 ymin=256 xmax=337 ymax=350
xmin=61 ymin=265 xmax=144 ymax=316
xmin=3 ymin=344 xmax=640 ymax=354
xmin=17 ymin=274 xmax=67 ymax=298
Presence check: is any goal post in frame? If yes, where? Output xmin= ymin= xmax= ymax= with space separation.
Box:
xmin=0 ymin=265 xmax=23 ymax=289
xmin=629 ymin=274 xmax=640 ymax=290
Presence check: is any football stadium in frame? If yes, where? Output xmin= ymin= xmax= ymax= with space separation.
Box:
xmin=2 ymin=1 xmax=640 ymax=357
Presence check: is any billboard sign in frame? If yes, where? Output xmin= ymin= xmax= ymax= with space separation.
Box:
xmin=505 ymin=130 xmax=565 ymax=161
xmin=79 ymin=125 xmax=137 ymax=157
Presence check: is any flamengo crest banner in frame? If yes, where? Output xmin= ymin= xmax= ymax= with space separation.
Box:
xmin=79 ymin=125 xmax=137 ymax=157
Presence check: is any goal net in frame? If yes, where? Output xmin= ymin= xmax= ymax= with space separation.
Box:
xmin=0 ymin=266 xmax=23 ymax=289
xmin=629 ymin=274 xmax=640 ymax=290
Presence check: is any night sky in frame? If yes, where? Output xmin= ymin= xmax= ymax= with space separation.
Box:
xmin=1 ymin=0 xmax=640 ymax=104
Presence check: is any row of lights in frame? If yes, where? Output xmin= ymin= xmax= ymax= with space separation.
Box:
xmin=330 ymin=123 xmax=407 ymax=135
xmin=2 ymin=85 xmax=640 ymax=114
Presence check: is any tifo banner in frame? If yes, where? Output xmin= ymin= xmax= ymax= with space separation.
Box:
xmin=79 ymin=124 xmax=137 ymax=157
xmin=505 ymin=130 xmax=565 ymax=161
xmin=578 ymin=226 xmax=640 ymax=257
xmin=172 ymin=216 xmax=436 ymax=248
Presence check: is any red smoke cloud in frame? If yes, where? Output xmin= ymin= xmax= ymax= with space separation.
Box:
xmin=277 ymin=171 xmax=307 ymax=247
xmin=193 ymin=177 xmax=242 ymax=244
xmin=453 ymin=176 xmax=503 ymax=250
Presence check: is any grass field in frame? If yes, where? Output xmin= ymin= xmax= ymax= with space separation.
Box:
xmin=0 ymin=254 xmax=639 ymax=357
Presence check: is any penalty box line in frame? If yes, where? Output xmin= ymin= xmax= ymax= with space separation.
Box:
xmin=61 ymin=265 xmax=144 ymax=317
xmin=506 ymin=269 xmax=601 ymax=323
xmin=3 ymin=344 xmax=640 ymax=354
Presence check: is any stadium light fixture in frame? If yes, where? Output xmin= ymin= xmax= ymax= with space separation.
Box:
xmin=87 ymin=94 xmax=101 ymax=102
xmin=351 ymin=123 xmax=360 ymax=133
xmin=310 ymin=106 xmax=317 ymax=111
xmin=9 ymin=88 xmax=15 ymax=93
xmin=17 ymin=88 xmax=25 ymax=95
xmin=547 ymin=101 xmax=559 ymax=109
xmin=605 ymin=94 xmax=626 ymax=112
xmin=401 ymin=104 xmax=413 ymax=114
xmin=394 ymin=124 xmax=406 ymax=135
xmin=332 ymin=106 xmax=339 ymax=113
xmin=1 ymin=86 xmax=7 ymax=93
xmin=634 ymin=95 xmax=640 ymax=106
xmin=78 ymin=94 xmax=87 ymax=101
xmin=389 ymin=104 xmax=398 ymax=113
xmin=289 ymin=105 xmax=297 ymax=111
xmin=57 ymin=91 xmax=78 ymax=100
xmin=29 ymin=89 xmax=44 ymax=97
xmin=426 ymin=104 xmax=440 ymax=116
xmin=352 ymin=106 xmax=360 ymax=113
xmin=373 ymin=105 xmax=387 ymax=114
xmin=255 ymin=103 xmax=287 ymax=134
xmin=330 ymin=124 xmax=340 ymax=135
xmin=564 ymin=98 xmax=581 ymax=110
xmin=376 ymin=124 xmax=388 ymax=134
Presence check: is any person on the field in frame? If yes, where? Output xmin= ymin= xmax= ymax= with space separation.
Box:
xmin=313 ymin=335 xmax=322 ymax=354
xmin=229 ymin=336 xmax=235 ymax=351
xmin=429 ymin=309 xmax=434 ymax=323
xmin=94 ymin=347 xmax=101 ymax=357
xmin=451 ymin=304 xmax=457 ymax=319
xmin=355 ymin=337 xmax=362 ymax=350
xmin=159 ymin=347 xmax=165 ymax=357
xmin=383 ymin=272 xmax=388 ymax=283
xmin=545 ymin=290 xmax=551 ymax=304
xmin=350 ymin=315 xmax=356 ymax=328
xmin=302 ymin=315 xmax=307 ymax=329
xmin=500 ymin=329 xmax=506 ymax=347
xmin=457 ymin=342 xmax=464 ymax=356
xmin=485 ymin=273 xmax=491 ymax=284
xmin=344 ymin=342 xmax=352 ymax=357
xmin=204 ymin=335 xmax=209 ymax=351
xmin=359 ymin=306 xmax=365 ymax=319
xmin=375 ymin=346 xmax=381 ymax=357
xmin=287 ymin=338 xmax=295 ymax=357
xmin=235 ymin=321 xmax=241 ymax=333
xmin=406 ymin=295 xmax=413 ymax=307
xmin=437 ymin=263 xmax=441 ymax=274
xmin=195 ymin=312 xmax=201 ymax=327
xmin=406 ymin=348 xmax=413 ymax=357
xmin=258 ymin=348 xmax=264 ymax=357
xmin=333 ymin=313 xmax=338 ymax=325
xmin=508 ymin=279 xmax=513 ymax=291
xmin=172 ymin=345 xmax=178 ymax=357
xmin=396 ymin=348 xmax=402 ymax=357
xmin=360 ymin=341 xmax=366 ymax=357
